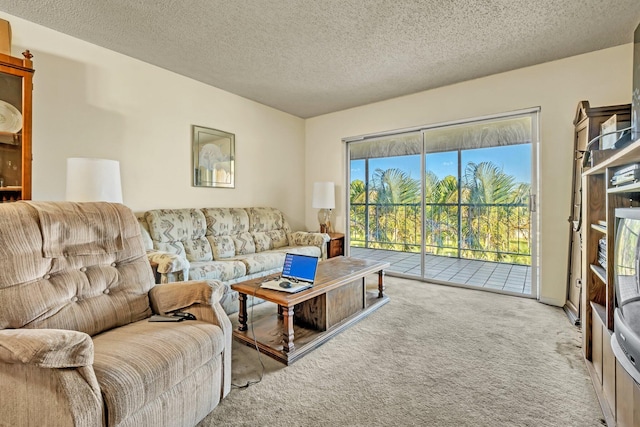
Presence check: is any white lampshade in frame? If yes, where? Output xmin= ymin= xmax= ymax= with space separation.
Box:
xmin=312 ymin=182 xmax=335 ymax=209
xmin=66 ymin=158 xmax=123 ymax=203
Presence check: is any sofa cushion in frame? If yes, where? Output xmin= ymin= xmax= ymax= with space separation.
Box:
xmin=203 ymin=208 xmax=252 ymax=259
xmin=232 ymin=231 xmax=255 ymax=255
xmin=203 ymin=208 xmax=249 ymax=237
xmin=118 ymin=360 xmax=221 ymax=427
xmin=93 ymin=320 xmax=224 ymax=426
xmin=183 ymin=236 xmax=213 ymax=261
xmin=155 ymin=240 xmax=187 ymax=257
xmin=0 ymin=202 xmax=153 ymax=337
xmin=136 ymin=214 xmax=154 ymax=251
xmin=208 ymin=235 xmax=235 ymax=259
xmin=232 ymin=252 xmax=286 ymax=275
xmin=188 ymin=260 xmax=247 ymax=282
xmin=252 ymin=232 xmax=272 ymax=252
xmin=252 ymin=230 xmax=289 ymax=252
xmin=247 ymin=208 xmax=293 ymax=253
xmin=275 ymin=245 xmax=322 ymax=258
xmin=144 ymin=209 xmax=212 ymax=262
xmin=232 ymin=246 xmax=322 ymax=275
xmin=268 ymin=229 xmax=288 ymax=248
xmin=246 ymin=207 xmax=291 ymax=234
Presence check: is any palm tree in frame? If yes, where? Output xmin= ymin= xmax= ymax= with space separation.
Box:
xmin=462 ymin=161 xmax=523 ymax=261
xmin=367 ymin=168 xmax=420 ymax=249
xmin=350 ymin=160 xmax=531 ymax=264
xmin=370 ymin=168 xmax=420 ymax=204
xmin=350 ymin=179 xmax=367 ymax=203
xmin=425 ymin=172 xmax=459 ymax=255
xmin=510 ymin=182 xmax=532 ymax=256
xmin=463 ymin=161 xmax=516 ymax=204
xmin=349 ymin=179 xmax=367 ymax=245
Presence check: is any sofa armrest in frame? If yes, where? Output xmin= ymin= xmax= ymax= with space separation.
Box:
xmin=289 ymin=231 xmax=330 ymax=247
xmin=0 ymin=329 xmax=93 ymax=368
xmin=149 ymin=280 xmax=225 ymax=314
xmin=189 ymin=301 xmax=232 ymax=398
xmin=0 ymin=330 xmax=103 ymax=426
xmin=147 ymin=250 xmax=190 ymax=282
xmin=148 ymin=280 xmax=232 ymax=397
xmin=289 ymin=231 xmax=331 ymax=258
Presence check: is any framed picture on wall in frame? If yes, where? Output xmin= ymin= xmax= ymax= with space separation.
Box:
xmin=192 ymin=125 xmax=235 ymax=188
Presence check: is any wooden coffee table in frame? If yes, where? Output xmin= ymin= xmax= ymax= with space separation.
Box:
xmin=231 ymin=256 xmax=390 ymax=365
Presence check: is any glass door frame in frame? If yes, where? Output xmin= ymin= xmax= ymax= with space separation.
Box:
xmin=344 ymin=107 xmax=540 ymax=299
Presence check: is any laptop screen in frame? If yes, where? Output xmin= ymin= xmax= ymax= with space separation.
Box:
xmin=282 ymin=253 xmax=319 ymax=284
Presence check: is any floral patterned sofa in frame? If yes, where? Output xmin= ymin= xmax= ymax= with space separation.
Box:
xmin=137 ymin=207 xmax=329 ymax=314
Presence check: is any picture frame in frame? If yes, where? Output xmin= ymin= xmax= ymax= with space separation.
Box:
xmin=192 ymin=125 xmax=235 ymax=188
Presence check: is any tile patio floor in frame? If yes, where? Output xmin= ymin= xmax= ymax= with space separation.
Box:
xmin=350 ymin=247 xmax=533 ymax=296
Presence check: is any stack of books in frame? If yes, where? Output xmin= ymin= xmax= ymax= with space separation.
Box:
xmin=598 ymin=237 xmax=607 ymax=270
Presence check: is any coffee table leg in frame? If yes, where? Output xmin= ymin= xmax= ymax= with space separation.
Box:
xmin=238 ymin=293 xmax=248 ymax=331
xmin=282 ymin=306 xmax=295 ymax=352
xmin=378 ymin=270 xmax=385 ymax=298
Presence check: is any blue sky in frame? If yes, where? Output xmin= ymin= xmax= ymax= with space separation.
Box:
xmin=350 ymin=144 xmax=531 ymax=185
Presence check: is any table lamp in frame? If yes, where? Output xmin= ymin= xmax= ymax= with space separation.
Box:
xmin=65 ymin=157 xmax=123 ymax=203
xmin=312 ymin=181 xmax=335 ymax=233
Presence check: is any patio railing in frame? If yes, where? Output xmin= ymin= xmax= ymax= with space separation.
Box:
xmin=350 ymin=202 xmax=531 ymax=265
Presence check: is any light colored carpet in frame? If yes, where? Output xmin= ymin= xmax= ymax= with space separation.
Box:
xmin=199 ymin=276 xmax=604 ymax=427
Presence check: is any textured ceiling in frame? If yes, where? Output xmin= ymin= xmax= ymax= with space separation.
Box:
xmin=0 ymin=1 xmax=639 ymax=118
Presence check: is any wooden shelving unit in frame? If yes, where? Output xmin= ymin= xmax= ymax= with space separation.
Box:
xmin=567 ymin=101 xmax=631 ymax=326
xmin=608 ymin=181 xmax=640 ymax=194
xmin=582 ymin=134 xmax=640 ymax=426
xmin=0 ymin=51 xmax=34 ymax=202
xmin=584 ymin=139 xmax=640 ymax=176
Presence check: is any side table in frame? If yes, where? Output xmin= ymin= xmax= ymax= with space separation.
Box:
xmin=326 ymin=232 xmax=345 ymax=258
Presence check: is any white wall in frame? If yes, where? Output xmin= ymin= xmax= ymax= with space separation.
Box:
xmin=305 ymin=44 xmax=634 ymax=306
xmin=2 ymin=13 xmax=308 ymax=230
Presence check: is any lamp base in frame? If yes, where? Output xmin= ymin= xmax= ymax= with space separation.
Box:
xmin=318 ymin=208 xmax=332 ymax=233
xmin=320 ymin=223 xmax=334 ymax=233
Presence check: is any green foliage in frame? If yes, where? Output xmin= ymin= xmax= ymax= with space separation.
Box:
xmin=350 ymin=160 xmax=531 ymax=265
xmin=370 ymin=168 xmax=420 ymax=204
xmin=350 ymin=179 xmax=366 ymax=204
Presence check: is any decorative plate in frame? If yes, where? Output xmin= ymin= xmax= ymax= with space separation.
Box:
xmin=0 ymin=100 xmax=22 ymax=133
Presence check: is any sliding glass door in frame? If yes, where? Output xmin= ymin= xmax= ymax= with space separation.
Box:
xmin=347 ymin=110 xmax=538 ymax=297
xmin=349 ymin=133 xmax=422 ymax=254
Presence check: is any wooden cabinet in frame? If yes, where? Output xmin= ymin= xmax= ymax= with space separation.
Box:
xmin=603 ymin=325 xmax=617 ymax=416
xmin=582 ymin=140 xmax=640 ymax=353
xmin=326 ymin=233 xmax=344 ymax=258
xmin=0 ymin=51 xmax=34 ymax=202
xmin=582 ymin=117 xmax=640 ymax=425
xmin=616 ymin=360 xmax=640 ymax=427
xmin=592 ymin=307 xmax=604 ymax=384
xmin=568 ymin=101 xmax=631 ymax=325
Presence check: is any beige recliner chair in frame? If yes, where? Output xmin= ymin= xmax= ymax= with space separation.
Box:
xmin=0 ymin=201 xmax=231 ymax=427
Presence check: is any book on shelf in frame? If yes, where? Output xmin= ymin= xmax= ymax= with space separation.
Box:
xmin=598 ymin=237 xmax=607 ymax=269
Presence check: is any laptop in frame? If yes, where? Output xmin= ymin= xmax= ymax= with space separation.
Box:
xmin=260 ymin=253 xmax=320 ymax=293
